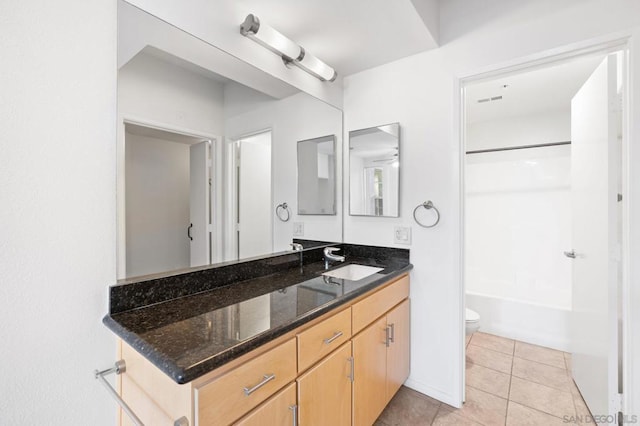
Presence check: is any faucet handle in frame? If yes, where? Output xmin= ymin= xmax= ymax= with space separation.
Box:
xmin=290 ymin=243 xmax=303 ymax=251
xmin=324 ymin=247 xmax=341 ymax=254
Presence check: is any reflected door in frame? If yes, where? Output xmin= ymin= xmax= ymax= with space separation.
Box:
xmin=570 ymin=53 xmax=621 ymax=418
xmin=238 ymin=131 xmax=272 ymax=259
xmin=189 ymin=141 xmax=211 ymax=268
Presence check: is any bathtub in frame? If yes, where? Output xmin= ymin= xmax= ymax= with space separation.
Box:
xmin=466 ymin=291 xmax=572 ymax=352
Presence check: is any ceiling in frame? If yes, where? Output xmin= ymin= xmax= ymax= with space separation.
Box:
xmin=465 ymin=53 xmax=605 ymax=123
xmin=232 ymin=0 xmax=440 ymax=76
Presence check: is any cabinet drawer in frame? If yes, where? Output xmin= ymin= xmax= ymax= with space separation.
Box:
xmin=297 ymin=308 xmax=351 ymax=373
xmin=234 ymin=382 xmax=297 ymax=426
xmin=352 ymin=275 xmax=409 ymax=334
xmin=196 ymin=338 xmax=297 ymax=426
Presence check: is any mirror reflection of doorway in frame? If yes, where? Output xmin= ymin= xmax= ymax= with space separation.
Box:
xmin=232 ymin=130 xmax=273 ymax=260
xmin=364 ymin=166 xmax=384 ymax=216
xmin=124 ymin=123 xmax=213 ymax=277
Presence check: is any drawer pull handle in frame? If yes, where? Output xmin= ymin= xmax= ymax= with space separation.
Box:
xmin=289 ymin=404 xmax=298 ymax=426
xmin=389 ymin=323 xmax=395 ymax=343
xmin=323 ymin=331 xmax=344 ymax=345
xmin=243 ymin=374 xmax=275 ymax=396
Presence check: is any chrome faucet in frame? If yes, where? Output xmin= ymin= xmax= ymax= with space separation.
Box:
xmin=290 ymin=243 xmax=304 ymax=270
xmin=323 ymin=247 xmax=345 ymax=270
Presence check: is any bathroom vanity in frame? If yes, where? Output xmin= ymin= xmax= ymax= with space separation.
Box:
xmin=104 ymin=244 xmax=412 ymax=425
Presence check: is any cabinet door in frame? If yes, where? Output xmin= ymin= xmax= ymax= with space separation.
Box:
xmin=352 ymin=316 xmax=388 ymax=426
xmin=297 ymin=342 xmax=352 ymax=426
xmin=235 ymin=382 xmax=297 ymax=426
xmin=385 ymin=299 xmax=410 ymax=403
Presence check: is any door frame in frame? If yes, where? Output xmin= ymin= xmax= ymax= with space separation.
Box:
xmin=116 ymin=115 xmax=220 ymax=279
xmin=455 ymin=33 xmax=634 ymax=413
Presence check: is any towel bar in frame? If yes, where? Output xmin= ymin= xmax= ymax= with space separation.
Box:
xmin=95 ymin=360 xmax=189 ymax=426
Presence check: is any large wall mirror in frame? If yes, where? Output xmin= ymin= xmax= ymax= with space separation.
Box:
xmin=349 ymin=123 xmax=400 ymax=217
xmin=117 ymin=1 xmax=343 ymax=279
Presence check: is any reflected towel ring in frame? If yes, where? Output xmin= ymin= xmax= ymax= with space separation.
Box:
xmin=413 ymin=200 xmax=440 ymax=228
xmin=276 ymin=202 xmax=291 ymax=222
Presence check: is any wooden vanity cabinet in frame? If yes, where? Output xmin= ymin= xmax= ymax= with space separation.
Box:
xmin=296 ymin=307 xmax=351 ymax=373
xmin=196 ymin=338 xmax=297 ymax=426
xmin=234 ymin=383 xmax=297 ymax=426
xmin=352 ymin=316 xmax=388 ymax=426
xmin=385 ymin=299 xmax=411 ymax=401
xmin=116 ymin=273 xmax=410 ymax=426
xmin=297 ymin=342 xmax=353 ymax=425
xmin=350 ymin=274 xmax=410 ymax=425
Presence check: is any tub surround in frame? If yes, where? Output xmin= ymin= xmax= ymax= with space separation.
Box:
xmin=104 ymin=243 xmax=411 ymax=384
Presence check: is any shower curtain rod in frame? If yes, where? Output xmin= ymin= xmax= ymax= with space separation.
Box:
xmin=465 ymin=140 xmax=571 ymax=155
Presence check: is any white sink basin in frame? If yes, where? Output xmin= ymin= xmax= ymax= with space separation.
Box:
xmin=322 ymin=264 xmax=384 ymax=281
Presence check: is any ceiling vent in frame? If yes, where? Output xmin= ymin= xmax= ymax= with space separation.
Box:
xmin=477 ymin=95 xmax=503 ymax=104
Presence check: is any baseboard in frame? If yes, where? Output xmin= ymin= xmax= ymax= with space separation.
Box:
xmin=481 ymin=324 xmax=571 ymax=352
xmin=404 ymin=378 xmax=461 ymax=408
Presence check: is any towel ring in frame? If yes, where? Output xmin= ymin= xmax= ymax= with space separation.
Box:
xmin=276 ymin=202 xmax=291 ymax=222
xmin=413 ymin=200 xmax=440 ymax=228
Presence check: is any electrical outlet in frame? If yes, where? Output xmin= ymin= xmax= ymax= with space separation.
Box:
xmin=293 ymin=222 xmax=304 ymax=237
xmin=394 ymin=226 xmax=411 ymax=245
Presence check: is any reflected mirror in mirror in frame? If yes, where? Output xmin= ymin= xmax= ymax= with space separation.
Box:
xmin=117 ymin=1 xmax=342 ymax=280
xmin=297 ymin=135 xmax=336 ymax=215
xmin=349 ymin=123 xmax=400 ymax=217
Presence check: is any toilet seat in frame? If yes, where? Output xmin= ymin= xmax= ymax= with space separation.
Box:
xmin=466 ymin=308 xmax=479 ymax=323
xmin=465 ymin=308 xmax=480 ymax=336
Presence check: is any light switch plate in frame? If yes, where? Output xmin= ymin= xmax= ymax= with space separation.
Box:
xmin=394 ymin=226 xmax=411 ymax=245
xmin=293 ymin=222 xmax=304 ymax=237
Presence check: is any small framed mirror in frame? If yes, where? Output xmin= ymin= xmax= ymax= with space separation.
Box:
xmin=297 ymin=135 xmax=337 ymax=215
xmin=349 ymin=123 xmax=400 ymax=217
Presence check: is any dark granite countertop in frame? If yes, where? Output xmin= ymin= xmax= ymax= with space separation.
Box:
xmin=104 ymin=249 xmax=412 ymax=384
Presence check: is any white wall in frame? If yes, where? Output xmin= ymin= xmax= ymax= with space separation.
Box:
xmin=344 ymin=50 xmax=460 ymax=404
xmin=343 ymin=0 xmax=640 ymax=407
xmin=223 ymin=82 xmax=278 ymax=120
xmin=117 ymin=52 xmax=224 ymax=278
xmin=225 ymin=92 xmax=343 ymax=251
xmin=118 ymin=53 xmax=224 ymax=134
xmin=125 ymin=133 xmax=191 ymax=277
xmin=467 ymin=109 xmax=571 ymax=151
xmin=0 ymin=0 xmax=117 ymax=424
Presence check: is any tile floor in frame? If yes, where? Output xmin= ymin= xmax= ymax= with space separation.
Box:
xmin=375 ymin=332 xmax=594 ymax=426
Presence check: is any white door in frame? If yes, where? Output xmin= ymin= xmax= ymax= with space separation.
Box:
xmin=190 ymin=141 xmax=211 ymax=267
xmin=569 ymin=54 xmax=620 ymax=420
xmin=238 ymin=132 xmax=272 ymax=259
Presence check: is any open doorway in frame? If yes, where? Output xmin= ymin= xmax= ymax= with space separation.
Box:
xmin=461 ymin=48 xmax=626 ymax=421
xmin=123 ymin=123 xmax=214 ymax=278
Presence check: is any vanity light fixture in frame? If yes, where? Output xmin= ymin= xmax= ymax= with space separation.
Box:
xmin=240 ymin=14 xmax=337 ymax=82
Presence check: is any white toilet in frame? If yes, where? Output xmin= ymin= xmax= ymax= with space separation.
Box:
xmin=465 ymin=308 xmax=480 ymax=335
